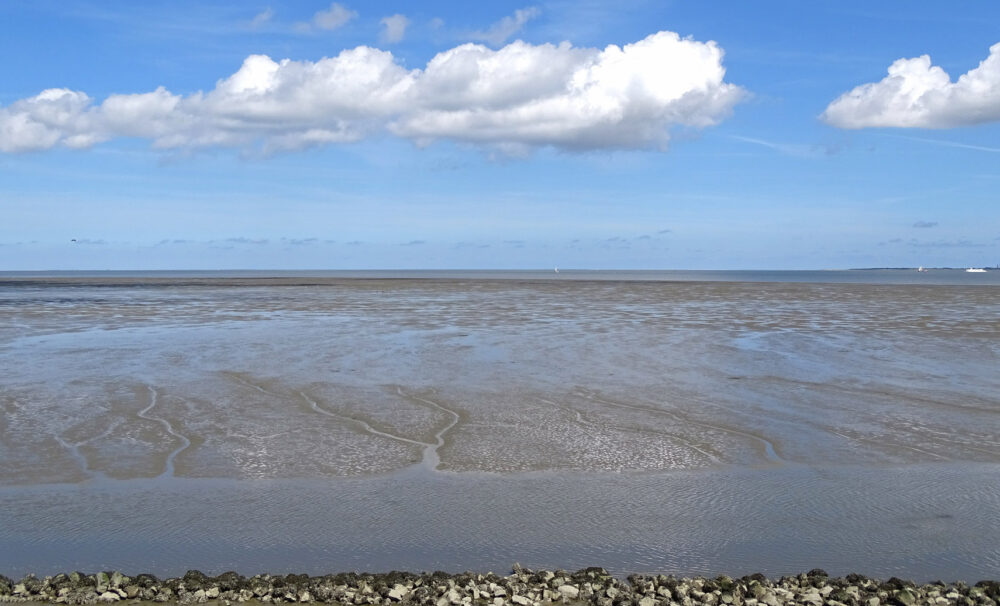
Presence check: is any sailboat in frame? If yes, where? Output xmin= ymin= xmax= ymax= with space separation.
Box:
xmin=966 ymin=267 xmax=987 ymax=273
xmin=917 ymin=266 xmax=927 ymax=272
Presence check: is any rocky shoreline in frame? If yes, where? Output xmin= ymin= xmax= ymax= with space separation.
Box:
xmin=1 ymin=567 xmax=997 ymax=606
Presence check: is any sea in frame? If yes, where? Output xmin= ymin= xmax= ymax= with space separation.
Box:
xmin=0 ymin=270 xmax=998 ymax=581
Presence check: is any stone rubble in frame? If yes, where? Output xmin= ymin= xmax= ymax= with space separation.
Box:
xmin=0 ymin=567 xmax=996 ymax=606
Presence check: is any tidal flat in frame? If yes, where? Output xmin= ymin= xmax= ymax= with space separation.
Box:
xmin=0 ymin=273 xmax=998 ymax=580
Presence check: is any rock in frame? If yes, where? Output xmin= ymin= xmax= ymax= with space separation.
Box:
xmin=760 ymin=590 xmax=780 ymax=606
xmin=802 ymin=595 xmax=823 ymax=606
xmin=0 ymin=568 xmax=995 ymax=606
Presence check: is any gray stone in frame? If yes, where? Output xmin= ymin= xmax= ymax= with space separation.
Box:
xmin=801 ymin=592 xmax=823 ymax=606
xmin=512 ymin=594 xmax=531 ymax=605
xmin=98 ymin=591 xmax=121 ymax=602
xmin=388 ymin=585 xmax=407 ymax=601
xmin=559 ymin=585 xmax=580 ymax=599
xmin=760 ymin=591 xmax=780 ymax=606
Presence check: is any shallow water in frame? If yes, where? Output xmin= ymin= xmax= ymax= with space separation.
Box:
xmin=0 ymin=273 xmax=998 ymax=580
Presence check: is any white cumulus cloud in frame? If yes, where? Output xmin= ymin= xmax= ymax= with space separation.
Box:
xmin=823 ymin=42 xmax=1000 ymax=128
xmin=380 ymin=14 xmax=409 ymax=44
xmin=0 ymin=31 xmax=744 ymax=154
xmin=468 ymin=7 xmax=541 ymax=46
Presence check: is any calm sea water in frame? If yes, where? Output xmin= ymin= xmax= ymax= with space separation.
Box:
xmin=5 ymin=268 xmax=1000 ymax=285
xmin=0 ymin=271 xmax=998 ymax=580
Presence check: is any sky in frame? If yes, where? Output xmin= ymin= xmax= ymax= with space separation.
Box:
xmin=1 ymin=0 xmax=999 ymax=270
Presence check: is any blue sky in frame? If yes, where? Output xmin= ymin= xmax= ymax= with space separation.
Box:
xmin=1 ymin=0 xmax=999 ymax=270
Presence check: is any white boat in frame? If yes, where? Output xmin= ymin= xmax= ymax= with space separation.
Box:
xmin=966 ymin=267 xmax=987 ymax=273
xmin=917 ymin=266 xmax=927 ymax=272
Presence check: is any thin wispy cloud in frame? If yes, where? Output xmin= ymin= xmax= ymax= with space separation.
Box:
xmin=912 ymin=221 xmax=938 ymax=228
xmin=379 ymin=14 xmax=409 ymax=44
xmin=282 ymin=237 xmax=319 ymax=246
xmin=296 ymin=3 xmax=356 ymax=33
xmin=248 ymin=8 xmax=274 ymax=29
xmin=731 ymin=135 xmax=837 ymax=157
xmin=882 ymin=134 xmax=1000 ymax=153
xmin=468 ymin=7 xmax=540 ymax=46
xmin=907 ymin=238 xmax=984 ymax=248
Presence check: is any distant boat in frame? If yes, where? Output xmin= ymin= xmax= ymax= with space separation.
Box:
xmin=917 ymin=266 xmax=927 ymax=272
xmin=966 ymin=267 xmax=987 ymax=273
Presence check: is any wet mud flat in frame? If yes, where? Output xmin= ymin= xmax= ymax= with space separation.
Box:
xmin=2 ymin=464 xmax=999 ymax=582
xmin=3 ymin=567 xmax=1000 ymax=606
xmin=0 ymin=277 xmax=998 ymax=579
